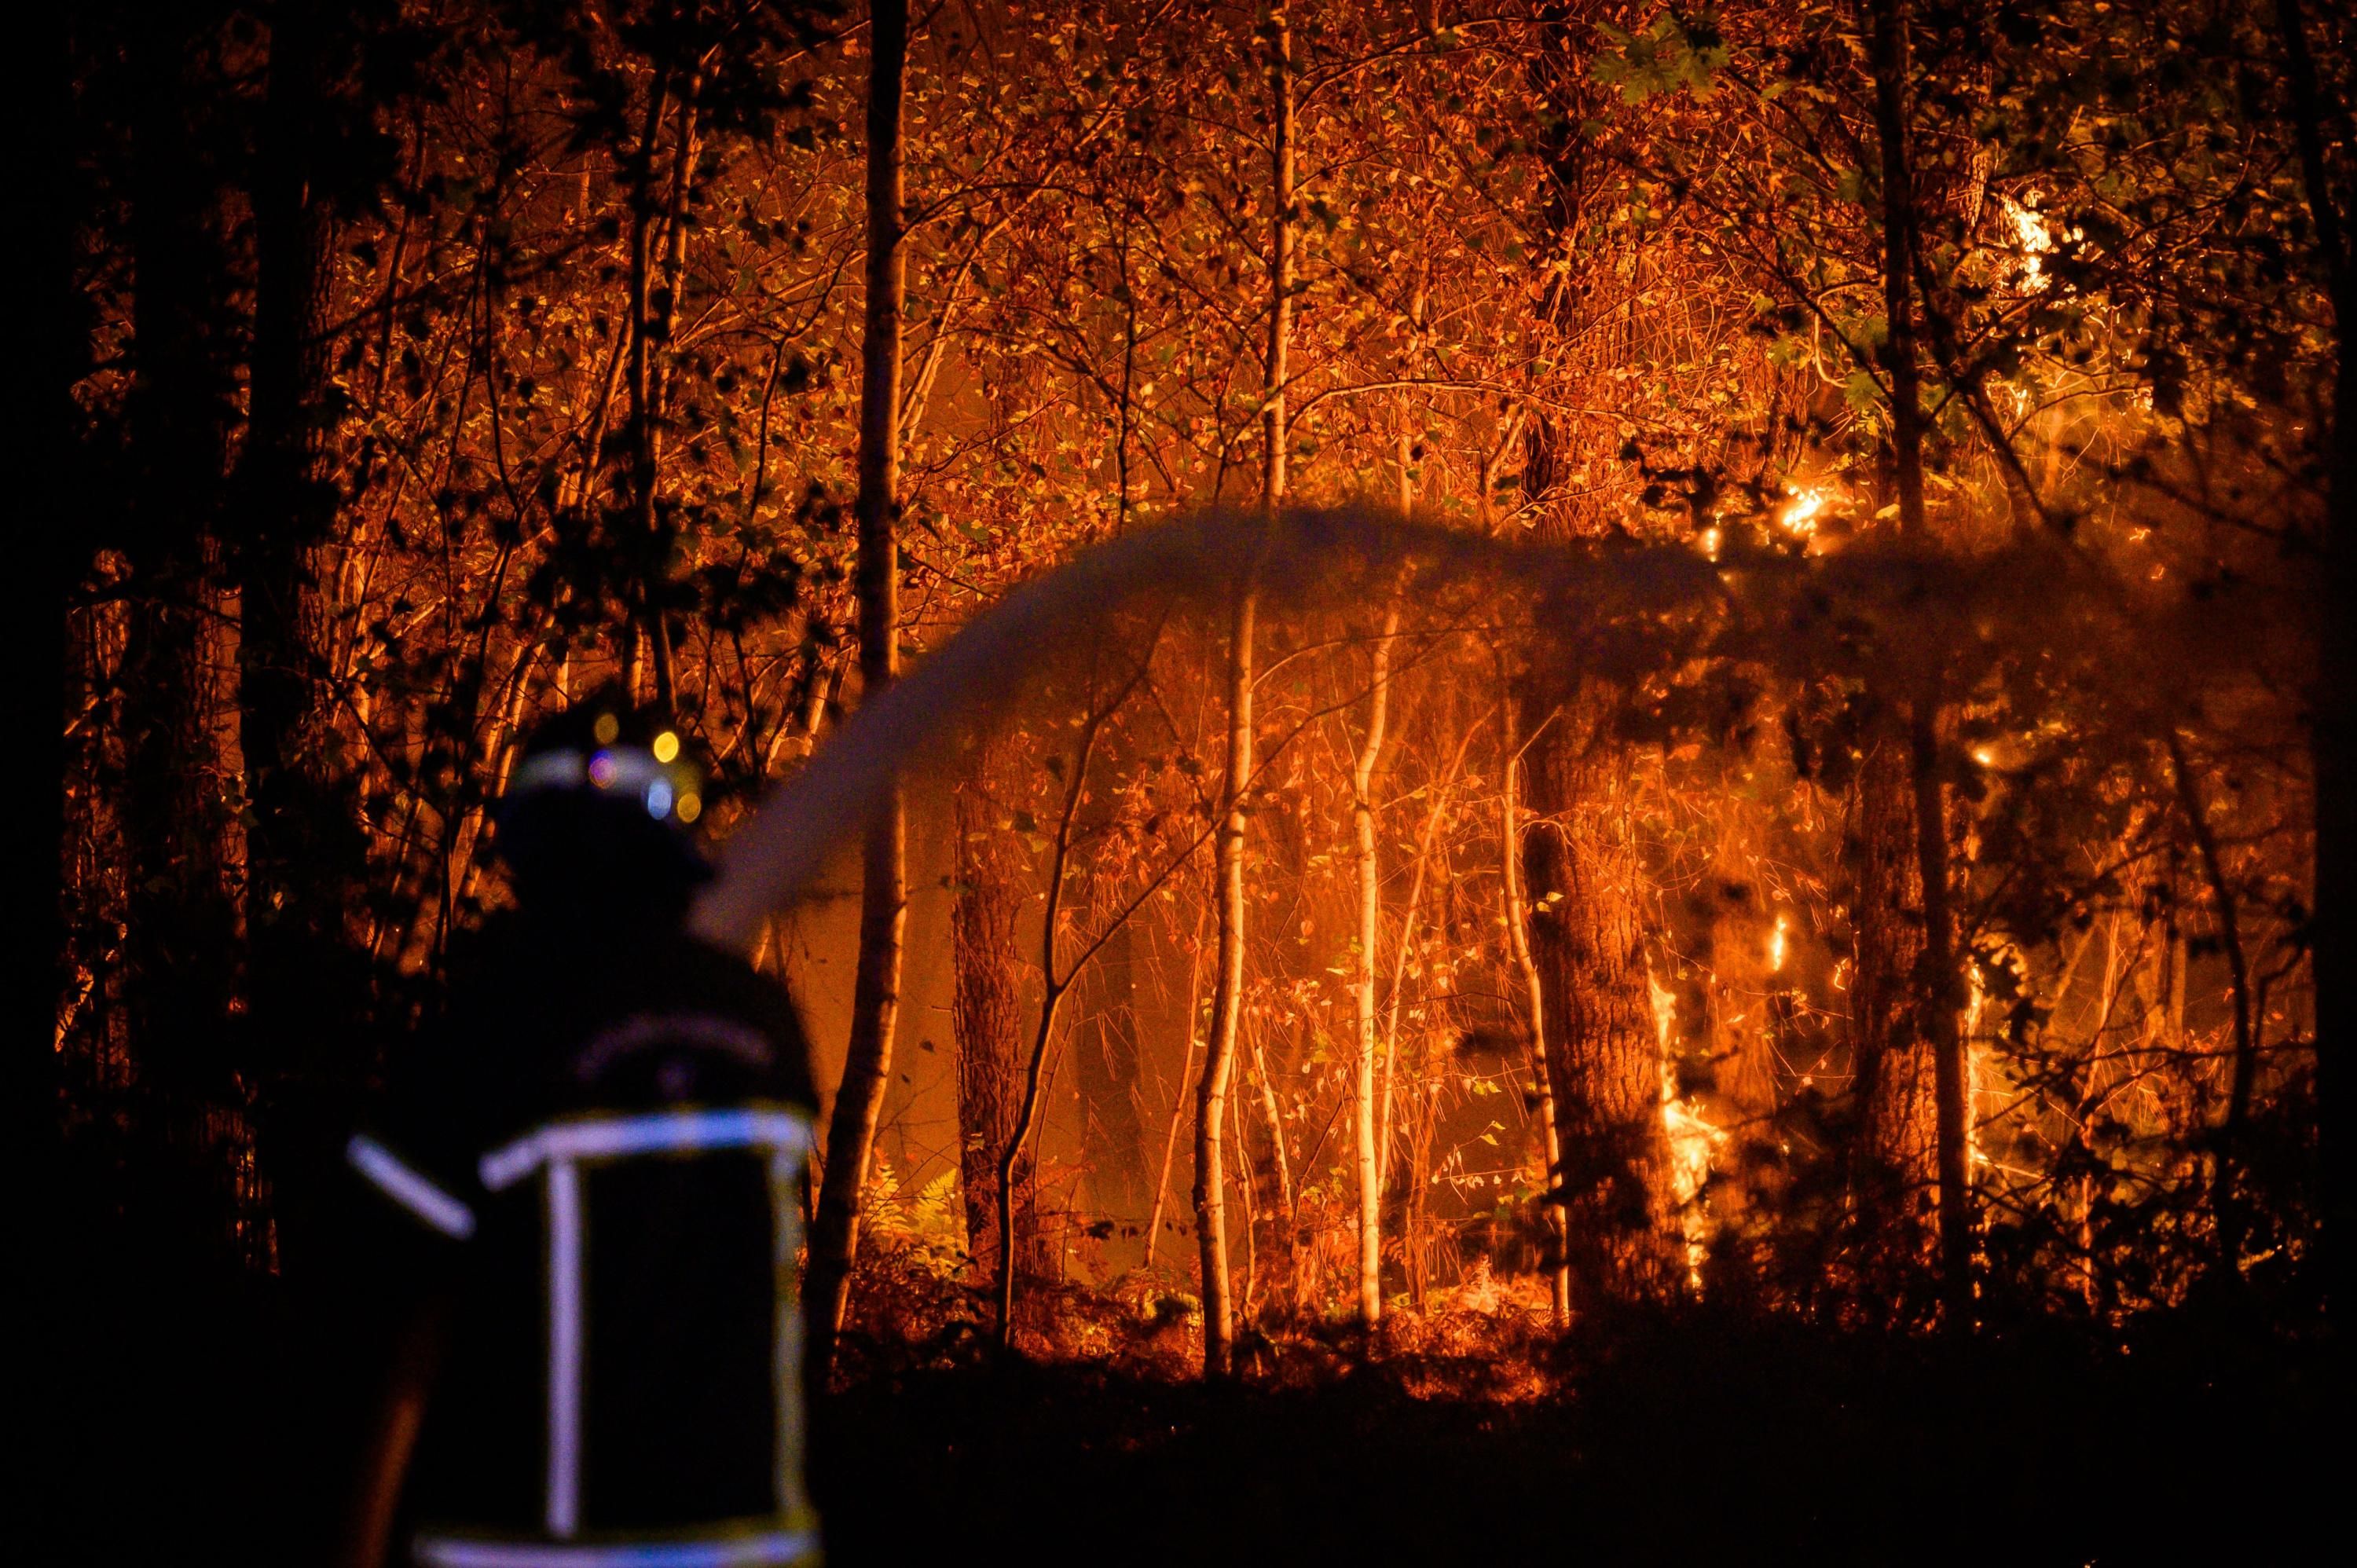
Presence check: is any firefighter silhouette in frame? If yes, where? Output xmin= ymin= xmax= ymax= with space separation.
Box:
xmin=343 ymin=693 xmax=821 ymax=1567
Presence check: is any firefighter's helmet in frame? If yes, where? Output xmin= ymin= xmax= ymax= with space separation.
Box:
xmin=495 ymin=690 xmax=712 ymax=910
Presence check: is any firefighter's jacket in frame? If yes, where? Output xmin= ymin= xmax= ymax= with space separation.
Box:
xmin=350 ymin=913 xmax=822 ymax=1567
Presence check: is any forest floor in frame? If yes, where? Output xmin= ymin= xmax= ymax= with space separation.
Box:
xmin=38 ymin=1251 xmax=2335 ymax=1566
xmin=813 ymin=1301 xmax=2337 ymax=1567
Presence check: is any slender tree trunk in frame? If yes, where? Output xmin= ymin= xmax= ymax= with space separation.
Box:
xmin=993 ymin=696 xmax=1131 ymax=1342
xmin=1076 ymin=915 xmax=1146 ymax=1221
xmin=620 ymin=68 xmax=670 ymax=700
xmin=1351 ymin=605 xmax=1398 ymax=1328
xmin=808 ymin=0 xmax=909 ymax=1376
xmin=630 ymin=68 xmax=702 ymax=710
xmin=1195 ymin=587 xmax=1255 ymax=1377
xmin=1242 ymin=1016 xmax=1295 ymax=1313
xmin=2166 ymin=735 xmax=2259 ymax=1268
xmin=1260 ymin=5 xmax=1293 ymax=508
xmin=1188 ymin=2 xmax=1288 ymax=1377
xmin=1380 ymin=707 xmax=1478 ymax=1179
xmin=1145 ymin=904 xmax=1208 ymax=1272
xmin=1499 ymin=684 xmax=1571 ymax=1323
xmin=1909 ymin=708 xmax=1973 ymax=1328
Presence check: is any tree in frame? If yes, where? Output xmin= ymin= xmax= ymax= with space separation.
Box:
xmin=808 ymin=0 xmax=910 ymax=1373
xmin=951 ymin=742 xmax=1039 ymax=1280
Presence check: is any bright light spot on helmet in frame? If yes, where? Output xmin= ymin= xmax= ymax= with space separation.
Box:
xmin=651 ymin=731 xmax=680 ymax=764
xmin=645 ymin=779 xmax=674 ymax=819
xmin=592 ymin=713 xmax=621 ymax=746
xmin=587 ymin=750 xmax=618 ymax=789
xmin=676 ymin=792 xmax=702 ymax=825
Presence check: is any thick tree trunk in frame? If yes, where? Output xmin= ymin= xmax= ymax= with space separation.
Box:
xmin=808 ymin=0 xmax=909 ymax=1375
xmin=119 ymin=19 xmax=251 ymax=1266
xmin=1499 ymin=683 xmax=1573 ymax=1323
xmin=1909 ymin=709 xmax=1974 ymax=1327
xmin=1520 ymin=698 xmax=1679 ymax=1312
xmin=244 ymin=2 xmax=376 ymax=1280
xmin=19 ymin=2 xmax=82 ymax=1217
xmin=1195 ymin=586 xmax=1255 ymax=1377
xmin=1848 ymin=740 xmax=1938 ymax=1277
xmin=2273 ymin=0 xmax=2353 ymax=1321
xmin=1868 ymin=0 xmax=1974 ymax=1324
xmin=952 ymin=766 xmax=1037 ymax=1277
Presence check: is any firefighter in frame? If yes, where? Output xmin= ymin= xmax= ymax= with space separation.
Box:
xmin=340 ymin=694 xmax=822 ymax=1568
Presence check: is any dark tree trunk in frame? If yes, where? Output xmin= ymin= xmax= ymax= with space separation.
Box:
xmin=1867 ymin=0 xmax=1975 ymax=1326
xmin=952 ymin=768 xmax=1039 ymax=1277
xmin=239 ymin=0 xmax=365 ymax=1283
xmin=1519 ymin=694 xmax=1679 ymax=1311
xmin=1499 ymin=680 xmax=1572 ymax=1321
xmin=17 ymin=0 xmax=84 ymax=1213
xmin=1702 ymin=836 xmax=1788 ymax=1228
xmin=118 ymin=11 xmax=250 ymax=1266
xmin=808 ymin=0 xmax=909 ymax=1376
xmin=1847 ymin=739 xmax=1939 ymax=1283
xmin=1909 ymin=709 xmax=1974 ymax=1325
xmin=2272 ymin=0 xmax=2354 ymax=1321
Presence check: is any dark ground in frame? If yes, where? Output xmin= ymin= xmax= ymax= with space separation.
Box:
xmin=34 ymin=1261 xmax=2337 ymax=1566
xmin=816 ymin=1306 xmax=2332 ymax=1566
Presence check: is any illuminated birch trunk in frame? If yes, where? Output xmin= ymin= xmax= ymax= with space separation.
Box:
xmin=1191 ymin=2 xmax=1288 ymax=1376
xmin=1351 ymin=606 xmax=1398 ymax=1328
xmin=1194 ymin=585 xmax=1255 ymax=1377
xmin=808 ymin=0 xmax=909 ymax=1372
xmin=1259 ymin=3 xmax=1293 ymax=510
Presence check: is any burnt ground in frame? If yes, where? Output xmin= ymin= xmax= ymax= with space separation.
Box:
xmin=812 ymin=1308 xmax=2335 ymax=1567
xmin=32 ymin=1264 xmax=2337 ymax=1566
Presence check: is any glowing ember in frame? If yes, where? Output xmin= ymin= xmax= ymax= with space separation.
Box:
xmin=1778 ymin=487 xmax=1827 ymax=535
xmin=2000 ymin=194 xmax=2075 ymax=286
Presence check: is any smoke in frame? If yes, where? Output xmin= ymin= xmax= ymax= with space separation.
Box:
xmin=689 ymin=503 xmax=2146 ymax=951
